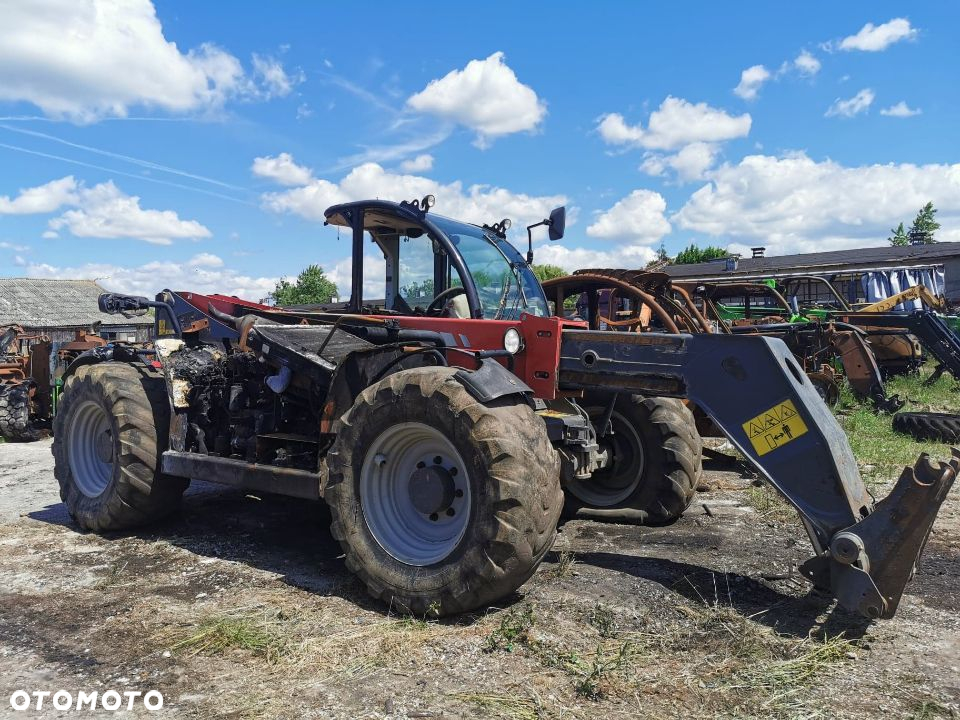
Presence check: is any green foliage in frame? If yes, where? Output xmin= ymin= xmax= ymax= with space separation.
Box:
xmin=531 ymin=264 xmax=568 ymax=282
xmin=484 ymin=603 xmax=535 ymax=653
xmin=909 ymin=201 xmax=941 ymax=244
xmin=646 ymin=242 xmax=672 ymax=268
xmin=270 ymin=264 xmax=339 ymax=306
xmin=673 ymin=244 xmax=729 ymax=265
xmin=888 ymin=221 xmax=908 ymax=246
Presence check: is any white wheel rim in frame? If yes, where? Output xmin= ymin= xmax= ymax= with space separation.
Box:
xmin=359 ymin=422 xmax=471 ymax=566
xmin=68 ymin=400 xmax=114 ymax=498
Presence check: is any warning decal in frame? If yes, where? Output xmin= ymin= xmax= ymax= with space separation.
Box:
xmin=741 ymin=399 xmax=808 ymax=457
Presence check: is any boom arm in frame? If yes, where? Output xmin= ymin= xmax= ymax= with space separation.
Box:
xmin=858 ymin=285 xmax=945 ymax=313
xmin=558 ymin=329 xmax=956 ymax=619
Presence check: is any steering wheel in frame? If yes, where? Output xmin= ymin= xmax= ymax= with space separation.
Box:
xmin=426 ymin=286 xmax=467 ymax=315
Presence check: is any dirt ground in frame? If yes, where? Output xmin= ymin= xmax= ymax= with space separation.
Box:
xmin=0 ymin=439 xmax=957 ymax=719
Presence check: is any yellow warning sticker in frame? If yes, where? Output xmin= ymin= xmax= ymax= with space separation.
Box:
xmin=741 ymin=399 xmax=808 ymax=457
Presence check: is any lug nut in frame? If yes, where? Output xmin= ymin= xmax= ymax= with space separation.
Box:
xmin=429 ymin=513 xmax=439 ymax=522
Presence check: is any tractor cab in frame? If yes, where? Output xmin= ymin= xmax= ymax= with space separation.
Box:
xmin=323 ymin=197 xmax=555 ymax=321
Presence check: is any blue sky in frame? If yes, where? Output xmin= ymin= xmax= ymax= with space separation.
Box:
xmin=0 ymin=1 xmax=958 ymax=300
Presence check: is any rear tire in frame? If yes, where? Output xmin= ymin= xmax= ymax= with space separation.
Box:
xmin=564 ymin=395 xmax=702 ymax=524
xmin=0 ymin=384 xmax=40 ymax=442
xmin=325 ymin=367 xmax=563 ymax=616
xmin=892 ymin=411 xmax=960 ymax=443
xmin=52 ymin=364 xmax=187 ymax=531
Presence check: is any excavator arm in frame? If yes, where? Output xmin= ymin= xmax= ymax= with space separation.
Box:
xmin=859 ymin=285 xmax=946 ymax=313
xmin=558 ymin=330 xmax=956 ymax=619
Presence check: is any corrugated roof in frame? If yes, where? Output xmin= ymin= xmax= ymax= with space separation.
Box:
xmin=663 ymin=241 xmax=960 ymax=279
xmin=0 ymin=278 xmax=152 ymax=328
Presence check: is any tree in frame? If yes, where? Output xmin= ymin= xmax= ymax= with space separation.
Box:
xmin=673 ymin=244 xmax=729 ymax=265
xmin=270 ymin=265 xmax=339 ymax=305
xmin=646 ymin=243 xmax=672 ymax=268
xmin=908 ymin=201 xmax=940 ymax=244
xmin=888 ymin=222 xmax=908 ymax=246
xmin=531 ymin=264 xmax=568 ymax=282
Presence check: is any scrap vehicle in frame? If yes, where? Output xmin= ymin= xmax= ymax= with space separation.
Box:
xmin=52 ymin=196 xmax=956 ymax=620
xmin=0 ymin=325 xmax=106 ymax=441
xmin=780 ymin=276 xmax=960 ymax=381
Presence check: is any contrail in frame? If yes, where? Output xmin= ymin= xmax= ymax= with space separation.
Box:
xmin=0 ymin=124 xmax=246 ymax=191
xmin=0 ymin=143 xmax=254 ymax=206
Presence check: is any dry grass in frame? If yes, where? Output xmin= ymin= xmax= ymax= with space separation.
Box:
xmin=451 ymin=691 xmax=543 ymax=720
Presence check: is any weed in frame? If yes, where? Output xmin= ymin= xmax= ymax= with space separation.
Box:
xmin=573 ymin=642 xmax=634 ymax=700
xmin=553 ymin=550 xmax=577 ymax=578
xmin=745 ymin=484 xmax=794 ymax=522
xmin=172 ymin=613 xmax=288 ymax=662
xmin=484 ymin=603 xmax=535 ymax=653
xmin=451 ymin=692 xmax=541 ymax=720
xmin=587 ymin=603 xmax=618 ymax=638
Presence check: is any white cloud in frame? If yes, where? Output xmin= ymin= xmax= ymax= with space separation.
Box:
xmin=880 ymin=101 xmax=922 ymax=118
xmin=399 ymin=154 xmax=434 ymax=173
xmin=23 ymin=254 xmax=275 ymax=301
xmin=0 ymin=241 xmax=30 ymax=252
xmin=598 ymin=97 xmax=751 ymax=151
xmin=406 ymin=52 xmax=546 ymax=147
xmin=47 ymin=181 xmax=211 ymax=245
xmin=674 ymin=152 xmax=960 ymax=254
xmin=793 ymin=50 xmax=821 ymax=76
xmin=640 ymin=142 xmax=720 ymax=182
xmin=0 ymin=0 xmax=298 ymax=122
xmin=533 ymin=243 xmax=656 ymax=273
xmin=0 ymin=176 xmax=77 ymax=214
xmin=825 ymin=89 xmax=875 ymax=118
xmin=839 ymin=18 xmax=917 ymax=52
xmin=251 ymin=153 xmax=314 ymax=186
xmin=733 ymin=65 xmax=771 ymax=101
xmin=586 ymin=190 xmax=671 ymax=243
xmin=260 ymin=161 xmax=568 ymax=239
xmin=252 ymin=54 xmax=302 ymax=99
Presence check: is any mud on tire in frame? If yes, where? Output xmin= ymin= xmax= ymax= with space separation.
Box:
xmin=564 ymin=395 xmax=702 ymax=525
xmin=325 ymin=366 xmax=563 ymax=616
xmin=0 ymin=384 xmax=40 ymax=442
xmin=892 ymin=411 xmax=960 ymax=443
xmin=52 ymin=363 xmax=188 ymax=531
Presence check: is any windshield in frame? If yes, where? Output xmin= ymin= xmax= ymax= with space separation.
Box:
xmin=431 ymin=216 xmax=548 ymax=320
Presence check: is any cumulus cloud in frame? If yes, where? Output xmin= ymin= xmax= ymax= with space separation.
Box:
xmin=533 ymin=243 xmax=656 ymax=273
xmin=46 ymin=180 xmax=211 ymax=245
xmin=406 ymin=52 xmax=546 ymax=147
xmin=0 ymin=176 xmax=78 ymax=214
xmin=598 ymin=97 xmax=751 ymax=151
xmin=251 ymin=153 xmax=314 ymax=186
xmin=260 ymin=161 xmax=568 ymax=239
xmin=251 ymin=54 xmax=303 ymax=99
xmin=22 ymin=253 xmax=276 ymax=301
xmin=825 ymin=88 xmax=875 ymax=118
xmin=640 ymin=142 xmax=720 ymax=182
xmin=793 ymin=50 xmax=821 ymax=76
xmin=733 ymin=65 xmax=772 ymax=101
xmin=0 ymin=0 xmax=297 ymax=121
xmin=880 ymin=101 xmax=922 ymax=118
xmin=674 ymin=152 xmax=960 ymax=254
xmin=586 ymin=190 xmax=671 ymax=244
xmin=399 ymin=154 xmax=434 ymax=173
xmin=839 ymin=18 xmax=917 ymax=52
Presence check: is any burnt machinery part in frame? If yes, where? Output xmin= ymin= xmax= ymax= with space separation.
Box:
xmin=0 ymin=384 xmax=40 ymax=442
xmin=892 ymin=412 xmax=960 ymax=443
xmin=53 ymin=363 xmax=188 ymax=531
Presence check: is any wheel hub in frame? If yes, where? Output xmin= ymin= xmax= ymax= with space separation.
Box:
xmin=95 ymin=428 xmax=114 ymax=464
xmin=409 ymin=463 xmax=456 ymax=516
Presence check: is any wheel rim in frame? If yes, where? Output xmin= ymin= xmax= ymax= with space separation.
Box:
xmin=67 ymin=400 xmax=115 ymax=498
xmin=567 ymin=409 xmax=645 ymax=507
xmin=359 ymin=422 xmax=471 ymax=566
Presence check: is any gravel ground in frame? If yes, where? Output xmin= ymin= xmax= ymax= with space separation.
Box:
xmin=0 ymin=438 xmax=957 ymax=719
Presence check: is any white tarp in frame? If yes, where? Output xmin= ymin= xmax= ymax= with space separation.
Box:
xmin=860 ymin=268 xmax=944 ymax=310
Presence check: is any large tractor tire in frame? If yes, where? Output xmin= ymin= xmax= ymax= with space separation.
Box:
xmin=564 ymin=395 xmax=702 ymax=525
xmin=892 ymin=411 xmax=960 ymax=443
xmin=52 ymin=363 xmax=188 ymax=531
xmin=325 ymin=367 xmax=563 ymax=616
xmin=0 ymin=384 xmax=40 ymax=442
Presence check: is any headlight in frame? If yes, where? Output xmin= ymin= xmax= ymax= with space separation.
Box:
xmin=503 ymin=327 xmax=522 ymax=354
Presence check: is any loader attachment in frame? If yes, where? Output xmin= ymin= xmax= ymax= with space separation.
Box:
xmin=558 ymin=330 xmax=956 ymax=619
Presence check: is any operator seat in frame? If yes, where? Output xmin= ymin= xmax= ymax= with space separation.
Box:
xmin=447 ymin=293 xmax=470 ymax=319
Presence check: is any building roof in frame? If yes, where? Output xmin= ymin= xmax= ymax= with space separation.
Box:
xmin=0 ymin=278 xmax=153 ymax=329
xmin=663 ymin=241 xmax=960 ymax=280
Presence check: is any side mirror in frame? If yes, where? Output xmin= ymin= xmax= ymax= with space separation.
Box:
xmin=548 ymin=206 xmax=566 ymax=241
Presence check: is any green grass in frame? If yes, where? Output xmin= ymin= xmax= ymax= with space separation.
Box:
xmin=171 ymin=613 xmax=289 ymax=662
xmin=836 ymin=366 xmax=959 ymax=484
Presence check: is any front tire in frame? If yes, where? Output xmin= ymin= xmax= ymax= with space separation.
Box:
xmin=52 ymin=364 xmax=187 ymax=531
xmin=325 ymin=367 xmax=563 ymax=616
xmin=564 ymin=395 xmax=702 ymax=524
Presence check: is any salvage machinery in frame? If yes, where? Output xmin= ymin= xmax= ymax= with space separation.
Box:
xmin=53 ymin=197 xmax=956 ymax=620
